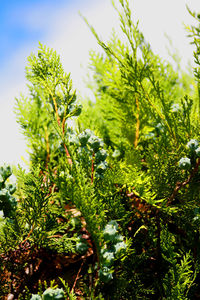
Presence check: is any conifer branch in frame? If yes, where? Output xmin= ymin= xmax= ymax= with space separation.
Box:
xmin=168 ymin=158 xmax=200 ymax=205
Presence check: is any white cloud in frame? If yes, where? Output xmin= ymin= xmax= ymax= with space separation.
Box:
xmin=43 ymin=0 xmax=118 ymax=94
xmin=0 ymin=0 xmax=199 ymax=167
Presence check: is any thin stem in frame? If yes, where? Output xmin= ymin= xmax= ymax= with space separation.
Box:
xmin=21 ymin=224 xmax=35 ymax=244
xmin=64 ymin=144 xmax=72 ymax=165
xmin=71 ymin=259 xmax=85 ymax=293
xmin=134 ymin=95 xmax=140 ymax=148
xmin=47 ymin=85 xmax=72 ymax=165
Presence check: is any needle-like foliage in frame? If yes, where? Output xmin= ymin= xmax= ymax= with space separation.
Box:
xmin=1 ymin=1 xmax=200 ymax=299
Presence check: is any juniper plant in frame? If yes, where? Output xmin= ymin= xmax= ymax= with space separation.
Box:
xmin=1 ymin=0 xmax=200 ymax=299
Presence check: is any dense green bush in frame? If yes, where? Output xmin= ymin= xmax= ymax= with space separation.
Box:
xmin=0 ymin=0 xmax=200 ymax=299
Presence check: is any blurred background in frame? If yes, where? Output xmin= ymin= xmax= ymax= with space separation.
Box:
xmin=0 ymin=0 xmax=199 ymax=168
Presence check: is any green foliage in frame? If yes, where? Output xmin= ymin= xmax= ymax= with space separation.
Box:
xmin=98 ymin=220 xmax=127 ymax=284
xmin=1 ymin=0 xmax=200 ymax=298
xmin=30 ymin=279 xmax=76 ymax=300
xmin=15 ymin=43 xmax=80 ymax=170
xmin=80 ymin=1 xmax=194 ymax=154
xmin=161 ymin=228 xmax=196 ymax=299
xmin=0 ymin=165 xmax=17 ymax=219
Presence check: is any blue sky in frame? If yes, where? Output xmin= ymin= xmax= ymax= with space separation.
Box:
xmin=0 ymin=1 xmax=58 ymax=66
xmin=0 ymin=0 xmax=83 ymax=68
xmin=0 ymin=0 xmax=199 ymax=168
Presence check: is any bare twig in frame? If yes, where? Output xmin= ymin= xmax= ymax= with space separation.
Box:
xmin=71 ymin=259 xmax=85 ymax=293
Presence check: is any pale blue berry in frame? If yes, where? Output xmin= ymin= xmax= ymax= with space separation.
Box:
xmin=186 ymin=139 xmax=199 ymax=151
xmin=43 ymin=288 xmax=65 ymax=300
xmin=30 ymin=295 xmax=42 ymax=300
xmin=171 ymin=103 xmax=180 ymax=113
xmin=101 ymin=250 xmax=115 ymax=266
xmin=112 ymin=149 xmax=121 ymax=158
xmin=76 ymin=241 xmax=88 ymax=254
xmin=95 ymin=149 xmax=107 ymax=163
xmin=145 ymin=132 xmax=155 ymax=139
xmin=114 ymin=241 xmax=127 ymax=253
xmin=88 ymin=135 xmax=102 ymax=151
xmin=178 ymin=157 xmax=191 ymax=170
xmin=103 ymin=225 xmax=118 ymax=242
xmin=99 ymin=267 xmax=113 ymax=283
xmin=107 ymin=220 xmax=119 ymax=230
xmin=68 ymin=134 xmax=79 ymax=145
xmin=78 ymin=129 xmax=93 ymax=146
xmin=195 ymin=147 xmax=200 ymax=157
xmin=96 ymin=161 xmax=108 ymax=174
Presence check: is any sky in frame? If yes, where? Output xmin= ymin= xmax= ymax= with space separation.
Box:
xmin=0 ymin=0 xmax=199 ymax=169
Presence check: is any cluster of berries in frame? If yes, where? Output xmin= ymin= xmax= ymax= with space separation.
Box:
xmin=31 ymin=287 xmax=65 ymax=300
xmin=57 ymin=102 xmax=82 ymax=119
xmin=0 ymin=165 xmax=17 ymax=219
xmin=46 ymin=92 xmax=82 ymax=120
xmin=178 ymin=139 xmax=200 ymax=170
xmin=75 ymin=234 xmax=89 ymax=254
xmin=99 ymin=220 xmax=127 ymax=283
xmin=171 ymin=103 xmax=180 ymax=113
xmin=68 ymin=129 xmax=108 ymax=179
xmin=144 ymin=122 xmax=164 ymax=140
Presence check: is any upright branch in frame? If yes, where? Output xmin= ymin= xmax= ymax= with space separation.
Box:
xmin=21 ymin=43 xmax=82 ymax=167
xmin=134 ymin=95 xmax=140 ymax=148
